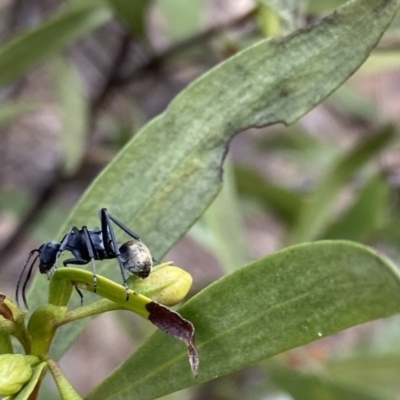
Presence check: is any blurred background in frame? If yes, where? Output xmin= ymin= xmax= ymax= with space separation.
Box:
xmin=1 ymin=0 xmax=400 ymax=399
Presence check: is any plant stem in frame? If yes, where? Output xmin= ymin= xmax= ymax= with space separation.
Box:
xmin=60 ymin=298 xmax=122 ymax=325
xmin=45 ymin=354 xmax=83 ymax=400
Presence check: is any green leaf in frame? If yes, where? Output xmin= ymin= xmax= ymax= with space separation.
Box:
xmin=359 ymin=51 xmax=400 ymax=74
xmin=268 ymin=365 xmax=385 ymax=400
xmin=324 ymin=174 xmax=389 ymax=241
xmin=289 ymin=126 xmax=395 ymax=244
xmin=203 ymin=159 xmax=248 ymax=272
xmin=26 ymin=0 xmax=399 ymax=360
xmin=326 ymin=84 xmax=379 ymax=122
xmin=51 ymin=56 xmax=88 ymax=175
xmin=257 ymin=0 xmax=306 ymax=35
xmin=257 ymin=125 xmax=330 ymax=155
xmin=86 ymin=241 xmax=400 ymax=400
xmin=325 ymin=354 xmax=400 ymax=399
xmin=12 ymin=362 xmax=47 ymax=400
xmin=0 ymin=1 xmax=111 ymax=88
xmin=107 ymin=0 xmax=149 ymax=37
xmin=156 ymin=0 xmax=203 ymax=41
xmin=308 ymin=0 xmax=347 ymax=13
xmin=0 ymin=103 xmax=37 ymax=131
xmin=234 ymin=164 xmax=304 ymax=225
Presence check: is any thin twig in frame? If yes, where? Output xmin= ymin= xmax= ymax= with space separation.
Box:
xmin=90 ymin=31 xmax=133 ymax=114
xmin=114 ymin=8 xmax=257 ymax=85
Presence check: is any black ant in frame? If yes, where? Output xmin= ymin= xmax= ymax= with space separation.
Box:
xmin=16 ymin=208 xmax=153 ymax=309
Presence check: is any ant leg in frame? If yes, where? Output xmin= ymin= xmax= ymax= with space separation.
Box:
xmin=73 ymin=284 xmax=84 ymax=306
xmin=63 ymin=258 xmax=90 ymax=304
xmin=105 ymin=208 xmax=158 ymax=263
xmin=104 ymin=208 xmax=141 ymax=241
xmin=100 ymin=209 xmax=130 ymax=300
xmin=63 ymin=256 xmax=94 ymax=289
xmin=81 ymin=226 xmax=98 ymax=293
xmin=48 ymin=228 xmax=76 ymax=278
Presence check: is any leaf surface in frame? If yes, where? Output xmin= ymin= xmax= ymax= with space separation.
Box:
xmin=86 ymin=241 xmax=400 ymax=400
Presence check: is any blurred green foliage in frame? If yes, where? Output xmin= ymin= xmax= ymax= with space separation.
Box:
xmin=1 ymin=1 xmax=400 ymax=399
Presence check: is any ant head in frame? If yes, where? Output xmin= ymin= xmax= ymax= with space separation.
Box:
xmin=38 ymin=241 xmax=61 ymax=274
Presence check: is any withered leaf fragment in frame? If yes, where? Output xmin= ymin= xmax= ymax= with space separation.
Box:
xmin=0 ymin=295 xmax=13 ymax=321
xmin=146 ymin=301 xmax=198 ymax=376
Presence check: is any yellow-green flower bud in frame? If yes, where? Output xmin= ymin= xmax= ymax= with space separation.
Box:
xmin=0 ymin=354 xmax=33 ymax=396
xmin=128 ymin=263 xmax=192 ymax=306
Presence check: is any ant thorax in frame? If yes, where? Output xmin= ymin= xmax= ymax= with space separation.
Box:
xmin=119 ymin=239 xmax=152 ymax=279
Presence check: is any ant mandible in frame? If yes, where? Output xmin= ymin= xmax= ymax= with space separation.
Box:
xmin=16 ymin=208 xmax=153 ymax=309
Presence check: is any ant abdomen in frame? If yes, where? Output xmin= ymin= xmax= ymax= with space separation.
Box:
xmin=119 ymin=239 xmax=153 ymax=279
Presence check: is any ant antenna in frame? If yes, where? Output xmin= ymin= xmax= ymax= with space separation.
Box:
xmin=21 ymin=253 xmax=39 ymax=310
xmin=22 ymin=254 xmax=39 ymax=310
xmin=15 ymin=250 xmax=39 ymax=309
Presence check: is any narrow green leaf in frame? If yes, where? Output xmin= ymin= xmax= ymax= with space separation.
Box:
xmin=157 ymin=0 xmax=203 ymax=41
xmin=203 ymin=159 xmax=248 ymax=272
xmin=86 ymin=241 xmax=400 ymax=400
xmin=308 ymin=0 xmax=347 ymax=13
xmin=289 ymin=126 xmax=395 ymax=244
xmin=268 ymin=365 xmax=385 ymax=400
xmin=107 ymin=0 xmax=149 ymax=37
xmin=258 ymin=0 xmax=306 ymax=35
xmin=257 ymin=125 xmax=329 ymax=155
xmin=0 ymin=1 xmax=111 ymax=88
xmin=234 ymin=164 xmax=304 ymax=225
xmin=0 ymin=103 xmax=37 ymax=131
xmin=360 ymin=51 xmax=400 ymax=74
xmin=51 ymin=56 xmax=88 ymax=175
xmin=257 ymin=3 xmax=283 ymax=38
xmin=26 ymin=0 xmax=400 ymax=360
xmin=13 ymin=362 xmax=47 ymax=400
xmin=327 ymin=84 xmax=380 ymax=122
xmin=326 ymin=354 xmax=400 ymax=399
xmin=324 ymin=174 xmax=389 ymax=240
